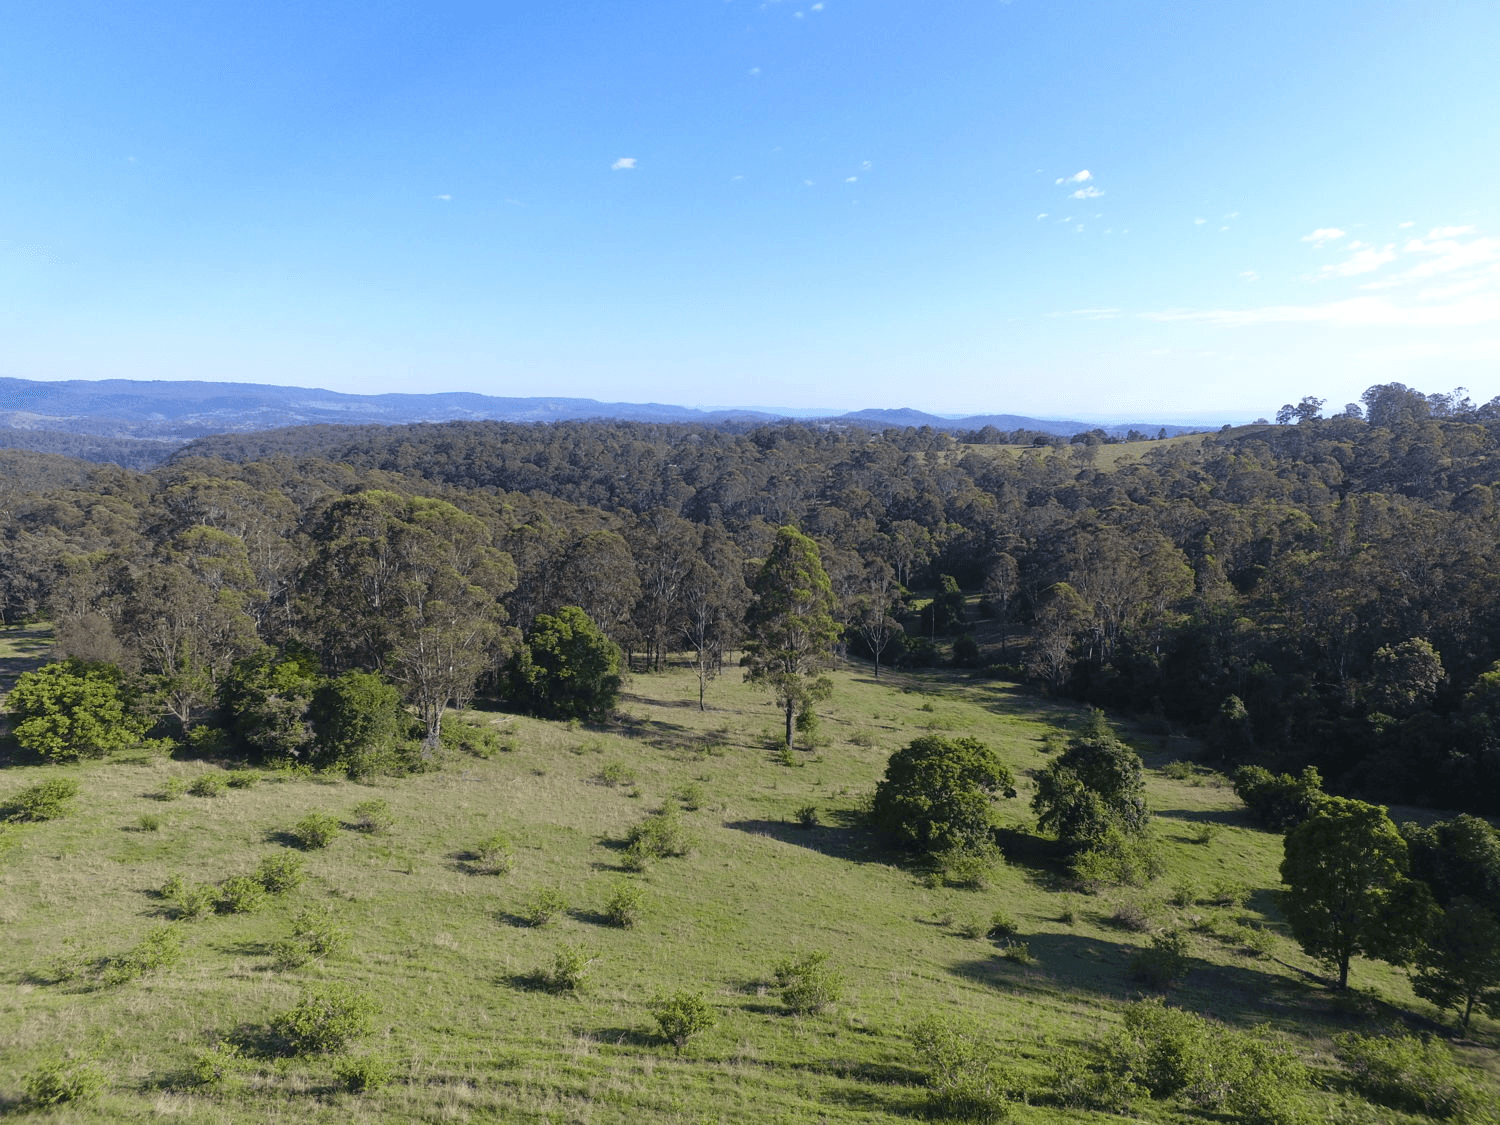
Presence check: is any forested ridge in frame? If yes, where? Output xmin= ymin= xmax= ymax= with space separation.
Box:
xmin=4 ymin=381 xmax=1500 ymax=813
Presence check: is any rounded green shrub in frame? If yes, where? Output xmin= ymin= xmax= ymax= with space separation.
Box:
xmin=334 ymin=1054 xmax=392 ymax=1093
xmin=23 ymin=1056 xmax=106 ymax=1107
xmin=188 ymin=772 xmax=229 ymax=798
xmin=650 ymin=990 xmax=715 ymax=1053
xmin=4 ymin=777 xmax=81 ymax=822
xmin=291 ymin=811 xmax=340 ymax=849
xmin=538 ymin=943 xmax=595 ymax=992
xmin=254 ymin=853 xmax=305 ymax=895
xmin=772 ymin=950 xmax=844 ymax=1015
xmin=474 ymin=832 xmax=515 ymax=875
xmin=270 ymin=982 xmax=377 ymax=1054
xmin=520 ymin=886 xmax=568 ymax=927
xmin=603 ymin=883 xmax=646 ymax=928
xmin=349 ymin=797 xmax=393 ymax=834
xmin=215 ymin=875 xmax=268 ymax=915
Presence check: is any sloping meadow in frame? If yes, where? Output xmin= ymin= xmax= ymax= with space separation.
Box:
xmin=2 ymin=662 xmax=1496 ymax=1122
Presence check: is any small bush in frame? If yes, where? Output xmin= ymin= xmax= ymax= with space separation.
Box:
xmin=623 ymin=808 xmax=690 ymax=865
xmin=334 ymin=1054 xmax=392 ymax=1093
xmin=1058 ymin=897 xmax=1079 ymax=925
xmin=1335 ymin=1032 xmax=1483 ymax=1121
xmin=191 ymin=1041 xmax=245 ymax=1089
xmin=103 ymin=924 xmax=183 ymax=984
xmin=1107 ymin=901 xmax=1154 ymax=933
xmin=1129 ymin=930 xmax=1191 ymax=990
xmin=603 ymin=883 xmax=646 ymax=928
xmin=651 ymin=990 xmax=715 ymax=1053
xmin=1168 ymin=881 xmax=1198 ymax=908
xmin=271 ymin=906 xmax=349 ymax=969
xmin=5 ymin=777 xmax=80 ymax=822
xmin=1189 ymin=822 xmax=1220 ymax=845
xmin=1205 ymin=879 xmax=1249 ymax=908
xmin=520 ymin=886 xmax=568 ymax=927
xmin=538 ymin=943 xmax=594 ymax=992
xmin=225 ymin=770 xmax=261 ymax=789
xmin=349 ymin=797 xmax=393 ymax=834
xmin=678 ymin=782 xmax=707 ymax=811
xmin=999 ymin=941 xmax=1034 ymax=965
xmin=291 ymin=811 xmax=340 ymax=849
xmin=215 ymin=875 xmax=268 ymax=915
xmin=161 ymin=777 xmax=187 ymax=801
xmin=22 ymin=1056 xmax=106 ymax=1107
xmin=597 ymin=761 xmax=636 ymax=787
xmin=987 ymin=912 xmax=1020 ymax=941
xmin=848 ymin=729 xmax=876 ymax=747
xmin=170 ymin=881 xmax=217 ymax=921
xmin=773 ymin=950 xmax=844 ymax=1015
xmin=270 ymin=983 xmax=377 ymax=1054
xmin=138 ymin=812 xmax=163 ymax=832
xmin=935 ymin=846 xmax=999 ymax=891
xmin=188 ymin=772 xmax=228 ymax=798
xmin=442 ymin=714 xmax=507 ymax=758
xmin=473 ymin=832 xmax=515 ymax=875
xmin=794 ymin=804 xmax=820 ymax=828
xmin=1161 ymin=760 xmax=1196 ymax=780
xmin=254 ymin=853 xmax=305 ymax=895
xmin=910 ymin=1015 xmax=1012 ymax=1122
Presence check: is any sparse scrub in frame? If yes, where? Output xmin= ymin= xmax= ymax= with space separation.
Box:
xmin=334 ymin=1054 xmax=392 ymax=1092
xmin=254 ymin=852 xmax=305 ymax=894
xmin=772 ymin=950 xmax=844 ymax=1015
xmin=4 ymin=777 xmax=80 ymax=822
xmin=650 ymin=990 xmax=715 ymax=1053
xmin=520 ymin=886 xmax=568 ymax=927
xmin=910 ymin=1014 xmax=1013 ymax=1122
xmin=191 ymin=1041 xmax=245 ymax=1090
xmin=597 ymin=760 xmax=636 ymax=787
xmin=270 ymin=982 xmax=377 ymax=1054
xmin=169 ymin=880 xmax=217 ymax=920
xmin=473 ymin=832 xmax=515 ymax=874
xmin=291 ymin=810 xmax=340 ymax=849
xmin=188 ymin=772 xmax=228 ymax=798
xmin=215 ymin=874 xmax=268 ymax=914
xmin=349 ymin=797 xmax=393 ymax=834
xmin=999 ymin=941 xmax=1034 ymax=965
xmin=623 ymin=808 xmax=690 ymax=866
xmin=103 ymin=924 xmax=183 ymax=984
xmin=677 ymin=781 xmax=706 ymax=810
xmin=225 ymin=769 xmax=261 ymax=789
xmin=1129 ymin=930 xmax=1191 ymax=989
xmin=22 ymin=1056 xmax=106 ymax=1108
xmin=1336 ymin=1032 xmax=1484 ymax=1121
xmin=271 ymin=906 xmax=349 ymax=968
xmin=603 ymin=882 xmax=646 ymax=928
xmin=794 ymin=803 xmax=820 ymax=828
xmin=987 ymin=911 xmax=1020 ymax=941
xmin=137 ymin=812 xmax=162 ymax=831
xmin=161 ymin=777 xmax=187 ymax=801
xmin=1107 ymin=900 xmax=1154 ymax=933
xmin=538 ymin=943 xmax=595 ymax=992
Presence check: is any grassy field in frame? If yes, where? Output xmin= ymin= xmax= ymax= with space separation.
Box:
xmin=1 ymin=636 xmax=1496 ymax=1122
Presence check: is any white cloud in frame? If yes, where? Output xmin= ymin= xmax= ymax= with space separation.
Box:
xmin=611 ymin=157 xmax=637 ymax=171
xmin=1239 ymin=270 xmax=1260 ymax=281
xmin=1036 ymin=213 xmax=1048 ymax=220
xmin=748 ymin=66 xmax=761 ymax=76
xmin=1054 ymin=169 xmax=1092 ymax=185
xmin=1193 ymin=218 xmax=1206 ymax=225
xmin=1398 ymin=221 xmax=1415 ymax=229
xmin=1300 ymin=227 xmax=1347 ymax=247
xmin=811 ymin=1 xmax=823 ymax=8
xmin=434 ymin=194 xmax=452 ymax=201
xmin=1429 ymin=225 xmax=1476 ymax=239
xmin=860 ymin=160 xmax=872 ymax=171
xmin=1142 ymin=293 xmax=1500 ymax=328
xmin=1319 ymin=245 xmax=1397 ymax=278
xmin=845 ymin=176 xmax=857 ymax=182
xmin=803 ymin=179 xmax=815 ymax=186
xmin=1070 ymin=186 xmax=1103 ymax=199
xmin=1066 ymin=308 xmax=1122 ymax=319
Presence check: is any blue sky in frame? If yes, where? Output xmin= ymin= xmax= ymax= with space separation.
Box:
xmin=3 ymin=1 xmax=1497 ymax=422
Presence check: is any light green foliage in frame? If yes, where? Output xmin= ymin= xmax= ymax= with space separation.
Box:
xmin=333 ymin=1054 xmax=392 ymax=1093
xmin=103 ymin=924 xmax=183 ymax=984
xmin=215 ymin=874 xmax=268 ymax=914
xmin=520 ymin=886 xmax=569 ymax=927
xmin=291 ymin=810 xmax=341 ymax=849
xmin=623 ymin=807 xmax=690 ymax=868
xmin=597 ymin=760 xmax=636 ymax=787
xmin=23 ymin=1056 xmax=106 ymax=1108
xmin=986 ymin=911 xmax=1019 ymax=941
xmin=794 ymin=803 xmax=819 ymax=827
xmin=225 ymin=769 xmax=260 ymax=788
xmin=160 ymin=776 xmax=186 ymax=800
xmin=137 ymin=812 xmax=162 ymax=831
xmin=539 ymin=943 xmax=595 ymax=992
xmin=651 ymin=990 xmax=716 ymax=1053
xmin=253 ymin=852 xmax=305 ymax=894
xmin=504 ymin=606 xmax=623 ymax=720
xmin=474 ymin=832 xmax=515 ymax=875
xmin=909 ymin=1014 xmax=1012 ymax=1122
xmin=677 ymin=781 xmax=707 ymax=810
xmin=4 ymin=776 xmax=80 ymax=822
xmin=742 ymin=526 xmax=840 ymax=751
xmin=311 ymin=669 xmax=412 ymax=776
xmin=8 ymin=659 xmax=146 ymax=760
xmin=188 ymin=771 xmax=228 ymax=797
xmin=870 ymin=735 xmax=1017 ymax=856
xmin=271 ymin=906 xmax=350 ymax=969
xmin=349 ymin=797 xmax=393 ymax=834
xmin=603 ymin=882 xmax=646 ymax=928
xmin=772 ymin=950 xmax=844 ymax=1015
xmin=168 ymin=879 xmax=217 ymax=921
xmin=1280 ymin=797 xmax=1436 ymax=988
xmin=1032 ymin=709 xmax=1151 ymax=862
xmin=270 ymin=983 xmax=377 ymax=1054
xmin=191 ymin=1041 xmax=245 ymax=1090
xmin=1336 ymin=1032 xmax=1487 ymax=1121
xmin=440 ymin=713 xmax=510 ymax=758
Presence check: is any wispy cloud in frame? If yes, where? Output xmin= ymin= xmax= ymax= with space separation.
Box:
xmin=845 ymin=176 xmax=857 ymax=182
xmin=748 ymin=66 xmax=761 ymax=76
xmin=1070 ymin=185 xmax=1103 ymax=200
xmin=1240 ymin=270 xmax=1260 ymax=281
xmin=1300 ymin=227 xmax=1346 ymax=247
xmin=1318 ymin=244 xmax=1397 ymax=278
xmin=611 ymin=157 xmax=637 ymax=171
xmin=1055 ymin=170 xmax=1091 ymax=185
xmin=434 ymin=194 xmax=452 ymax=201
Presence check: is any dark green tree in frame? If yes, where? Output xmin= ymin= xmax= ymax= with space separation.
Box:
xmin=504 ymin=606 xmax=623 ymax=720
xmin=743 ymin=526 xmax=840 ymax=750
xmin=221 ymin=648 xmax=324 ymax=761
xmin=1410 ymin=898 xmax=1500 ymax=1031
xmin=1032 ymin=709 xmax=1150 ymax=848
xmin=309 ymin=670 xmax=411 ymax=774
xmin=871 ymin=735 xmax=1017 ymax=855
xmin=1280 ymin=797 xmax=1436 ymax=989
xmin=8 ymin=660 xmax=148 ymax=760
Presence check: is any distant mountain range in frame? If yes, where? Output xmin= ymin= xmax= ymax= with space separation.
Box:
xmin=0 ymin=376 xmax=1208 ymax=466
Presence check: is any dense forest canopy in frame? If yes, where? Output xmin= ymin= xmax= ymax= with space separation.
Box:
xmin=5 ymin=381 xmax=1500 ymax=813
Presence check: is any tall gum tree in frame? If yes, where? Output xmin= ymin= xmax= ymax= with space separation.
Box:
xmin=742 ymin=526 xmax=840 ymax=751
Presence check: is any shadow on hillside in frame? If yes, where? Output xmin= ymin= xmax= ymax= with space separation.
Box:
xmin=723 ymin=817 xmax=894 ymax=865
xmin=1155 ymin=806 xmax=1256 ymax=827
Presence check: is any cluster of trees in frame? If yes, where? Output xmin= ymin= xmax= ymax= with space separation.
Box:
xmin=5 ymin=381 xmax=1500 ymax=811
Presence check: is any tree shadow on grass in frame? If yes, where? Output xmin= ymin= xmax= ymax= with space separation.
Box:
xmin=584 ymin=1025 xmax=659 ymax=1050
xmin=722 ymin=817 xmax=895 ymax=866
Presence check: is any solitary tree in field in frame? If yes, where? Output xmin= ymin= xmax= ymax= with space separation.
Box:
xmin=9 ymin=660 xmax=148 ymax=760
xmin=871 ymin=735 xmax=1016 ymax=855
xmin=743 ymin=526 xmax=840 ymax=751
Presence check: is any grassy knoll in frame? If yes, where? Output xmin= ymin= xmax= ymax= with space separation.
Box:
xmin=1 ymin=659 xmax=1496 ymax=1121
